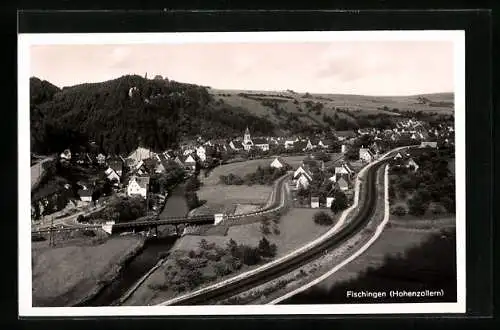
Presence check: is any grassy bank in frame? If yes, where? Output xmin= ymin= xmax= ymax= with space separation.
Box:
xmin=32 ymin=235 xmax=145 ymax=307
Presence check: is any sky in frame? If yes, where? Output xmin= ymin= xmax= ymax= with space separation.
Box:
xmin=30 ymin=41 xmax=454 ymax=96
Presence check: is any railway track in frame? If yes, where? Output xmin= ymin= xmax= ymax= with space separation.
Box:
xmin=165 ymin=158 xmax=388 ymax=305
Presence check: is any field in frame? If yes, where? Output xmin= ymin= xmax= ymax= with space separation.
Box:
xmin=210 ymin=89 xmax=454 ymax=128
xmin=302 ymin=218 xmax=455 ymax=293
xmin=202 ymin=158 xmax=278 ymax=186
xmin=123 ymin=207 xmax=336 ymax=305
xmin=196 ymin=155 xmax=343 ymax=215
xmin=178 ymin=208 xmax=335 ymax=257
xmin=32 ymin=236 xmax=144 ymax=307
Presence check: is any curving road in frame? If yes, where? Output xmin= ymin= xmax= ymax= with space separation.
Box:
xmin=158 ymin=156 xmax=391 ymax=306
xmin=31 ymin=156 xmax=54 ymax=190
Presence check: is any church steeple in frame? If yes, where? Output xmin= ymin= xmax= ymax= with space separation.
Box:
xmin=244 ymin=127 xmax=252 ymax=144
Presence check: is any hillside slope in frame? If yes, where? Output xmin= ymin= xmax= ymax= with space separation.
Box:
xmin=210 ymin=89 xmax=454 ymax=128
xmin=30 ymin=75 xmax=277 ymax=155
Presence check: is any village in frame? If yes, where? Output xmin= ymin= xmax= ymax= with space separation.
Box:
xmin=31 ymin=116 xmax=455 ymax=227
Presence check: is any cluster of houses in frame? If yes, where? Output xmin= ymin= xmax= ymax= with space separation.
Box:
xmin=200 ymin=127 xmax=342 ymax=153
xmin=53 ymin=120 xmax=450 ymax=209
xmin=291 ymin=161 xmax=355 ymax=192
xmin=392 ymin=151 xmax=420 ymax=172
xmin=288 ymin=157 xmax=357 ymax=209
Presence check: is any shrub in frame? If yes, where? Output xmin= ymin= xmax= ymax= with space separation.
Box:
xmin=214 ymin=263 xmax=232 ymax=277
xmin=185 ymin=192 xmax=202 ymax=210
xmin=314 ymin=211 xmax=334 ymax=226
xmin=205 ymin=250 xmax=222 ymax=262
xmin=241 ymin=246 xmax=261 ymax=265
xmin=198 ymin=239 xmax=209 ymax=249
xmin=391 ymin=205 xmax=407 ymax=217
xmin=260 ymin=223 xmax=271 ymax=235
xmin=31 ymin=234 xmax=46 ymax=242
xmin=330 ymin=190 xmax=349 ymax=214
xmin=258 ymin=237 xmax=277 ymax=258
xmin=226 ymin=239 xmax=238 ymax=256
xmin=82 ymin=229 xmax=96 ymax=237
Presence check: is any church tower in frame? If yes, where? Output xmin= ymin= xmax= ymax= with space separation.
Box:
xmin=244 ymin=127 xmax=252 ymax=144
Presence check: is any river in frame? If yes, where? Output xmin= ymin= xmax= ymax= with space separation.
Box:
xmin=81 ymin=184 xmax=189 ymax=306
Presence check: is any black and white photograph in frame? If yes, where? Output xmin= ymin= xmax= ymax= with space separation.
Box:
xmin=19 ymin=31 xmax=465 ymax=316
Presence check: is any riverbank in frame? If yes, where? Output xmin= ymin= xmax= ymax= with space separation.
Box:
xmin=121 ymin=207 xmax=335 ymax=306
xmin=32 ymin=235 xmax=145 ymax=307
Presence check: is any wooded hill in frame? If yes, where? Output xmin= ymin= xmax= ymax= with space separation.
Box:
xmin=30 ymin=75 xmax=277 ymax=156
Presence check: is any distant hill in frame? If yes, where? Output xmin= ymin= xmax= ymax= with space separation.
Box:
xmin=209 ymin=88 xmax=454 ymax=128
xmin=30 ymin=75 xmax=277 ymax=155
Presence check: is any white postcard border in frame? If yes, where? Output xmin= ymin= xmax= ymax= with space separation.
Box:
xmin=18 ymin=30 xmax=466 ymax=317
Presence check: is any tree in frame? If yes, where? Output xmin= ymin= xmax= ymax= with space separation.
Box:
xmin=330 ymin=190 xmax=348 ymax=214
xmin=260 ymin=221 xmax=271 ymax=235
xmin=185 ymin=176 xmax=201 ymax=192
xmin=440 ymin=196 xmax=455 ymax=214
xmin=345 ymin=146 xmax=360 ymax=161
xmin=407 ymin=194 xmax=427 ymax=216
xmin=226 ymin=239 xmax=238 ymax=256
xmin=185 ymin=192 xmax=202 ymax=210
xmin=32 ymin=202 xmax=41 ymax=220
xmin=258 ymin=237 xmax=277 ymax=258
xmin=314 ymin=211 xmax=334 ymax=225
xmin=241 ymin=246 xmax=261 ymax=265
xmin=391 ymin=205 xmax=407 ymax=217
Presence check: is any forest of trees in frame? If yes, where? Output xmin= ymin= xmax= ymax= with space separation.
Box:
xmin=390 ymin=149 xmax=455 ymax=216
xmin=30 ymin=75 xmax=277 ymax=156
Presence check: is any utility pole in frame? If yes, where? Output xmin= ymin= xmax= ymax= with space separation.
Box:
xmin=49 ymin=215 xmax=54 ymax=247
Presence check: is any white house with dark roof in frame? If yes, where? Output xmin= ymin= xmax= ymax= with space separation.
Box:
xmin=335 ymin=130 xmax=357 ymax=141
xmin=127 ymin=175 xmax=150 ymax=198
xmin=341 ymin=144 xmax=347 ymax=153
xmin=420 ymin=141 xmax=438 ymax=148
xmin=184 ymin=154 xmax=197 ymax=171
xmin=334 ymin=162 xmax=354 ymax=177
xmin=406 ymin=158 xmax=420 ymax=172
xmin=318 ymin=139 xmax=332 ymax=149
xmin=310 ymin=196 xmax=320 ymax=208
xmin=295 ymin=172 xmax=312 ymax=190
xmin=393 ymin=152 xmax=404 ymax=160
xmin=229 ymin=140 xmax=244 ymax=151
xmin=304 ymin=139 xmax=315 ymax=151
xmin=128 ymin=147 xmax=154 ymax=163
xmin=60 ymin=149 xmax=72 ymax=161
xmin=336 ymin=176 xmax=349 ymax=191
xmin=293 ymin=164 xmax=313 ymax=181
xmin=104 ymin=167 xmax=120 ymax=184
xmin=253 ymin=137 xmax=270 ymax=151
xmin=284 ymin=137 xmax=299 ymax=149
xmin=78 ymin=188 xmax=93 ymax=203
xmin=359 ymin=148 xmax=374 ymax=162
xmin=196 ymin=145 xmax=207 ymax=162
xmin=270 ymin=157 xmax=289 ymax=169
xmin=97 ymin=153 xmax=106 ymax=165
